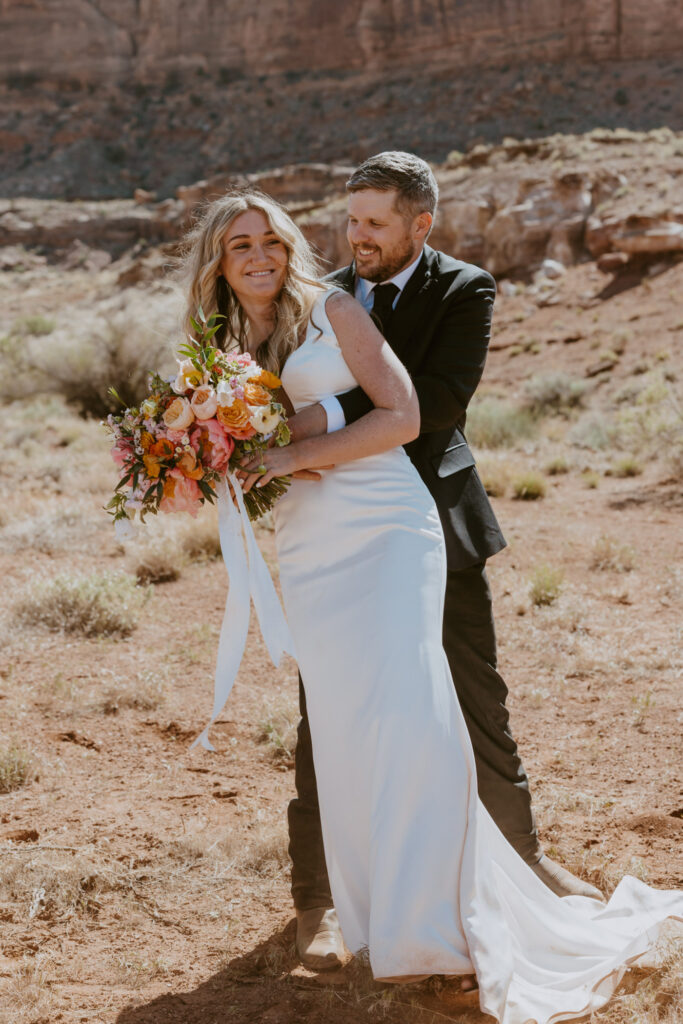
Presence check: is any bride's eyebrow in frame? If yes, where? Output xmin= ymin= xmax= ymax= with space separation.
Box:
xmin=227 ymin=230 xmax=278 ymax=243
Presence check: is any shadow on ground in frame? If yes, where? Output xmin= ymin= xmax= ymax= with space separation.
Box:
xmin=114 ymin=918 xmax=484 ymax=1024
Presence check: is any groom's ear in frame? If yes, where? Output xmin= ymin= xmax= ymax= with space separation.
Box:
xmin=414 ymin=211 xmax=433 ymax=240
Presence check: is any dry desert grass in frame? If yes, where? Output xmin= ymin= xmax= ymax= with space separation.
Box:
xmin=0 ymin=256 xmax=682 ymax=1023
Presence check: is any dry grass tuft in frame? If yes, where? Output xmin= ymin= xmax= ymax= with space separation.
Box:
xmin=0 ymin=846 xmax=122 ymax=922
xmin=615 ymin=370 xmax=683 ymax=480
xmin=522 ymin=371 xmax=587 ymax=415
xmin=162 ymin=823 xmax=289 ymax=878
xmin=12 ymin=314 xmax=56 ymax=337
xmin=97 ymin=668 xmax=168 ymax=714
xmin=466 ymin=396 xmax=536 ymax=449
xmin=0 ymin=744 xmax=35 ymax=793
xmin=128 ymin=533 xmax=187 ymax=584
xmin=0 ymin=506 xmax=103 ymax=556
xmin=611 ymin=455 xmax=644 ymax=478
xmin=112 ymin=953 xmax=170 ymax=989
xmin=176 ymin=508 xmax=222 ymax=562
xmin=512 ymin=470 xmax=547 ymax=500
xmin=14 ymin=571 xmax=147 ymax=637
xmin=237 ymin=823 xmax=290 ymax=877
xmin=529 ymin=564 xmax=564 ymax=606
xmin=256 ymin=691 xmax=298 ymax=762
xmin=0 ymin=953 xmax=56 ymax=1023
xmin=569 ymin=413 xmax=615 ymax=451
xmin=632 ymin=691 xmax=656 ymax=730
xmin=0 ymin=315 xmax=175 ymax=418
xmin=477 ymin=458 xmax=512 ymax=497
xmin=590 ymin=935 xmax=683 ymax=1024
xmin=591 ymin=535 xmax=637 ymax=572
xmin=544 ymin=455 xmax=570 ymax=476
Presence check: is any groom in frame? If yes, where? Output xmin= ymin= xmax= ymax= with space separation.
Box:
xmin=288 ymin=151 xmax=603 ymax=968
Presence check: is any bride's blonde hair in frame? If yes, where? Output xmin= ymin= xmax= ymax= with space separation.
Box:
xmin=182 ymin=190 xmax=326 ymax=373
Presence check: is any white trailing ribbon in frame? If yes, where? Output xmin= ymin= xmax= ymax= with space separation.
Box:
xmin=191 ymin=470 xmax=296 ymax=751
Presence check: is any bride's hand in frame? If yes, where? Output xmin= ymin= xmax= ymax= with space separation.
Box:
xmin=238 ymin=446 xmax=303 ymax=491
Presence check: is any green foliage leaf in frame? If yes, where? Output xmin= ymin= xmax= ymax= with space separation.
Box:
xmin=108 ymin=386 xmax=127 ymax=407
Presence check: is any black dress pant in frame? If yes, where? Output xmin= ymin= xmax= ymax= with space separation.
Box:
xmin=288 ymin=560 xmax=541 ymax=911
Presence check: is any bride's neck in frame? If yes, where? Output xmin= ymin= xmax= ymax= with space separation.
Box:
xmin=240 ymin=297 xmax=276 ymax=356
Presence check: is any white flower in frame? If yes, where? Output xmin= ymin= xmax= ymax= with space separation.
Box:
xmin=172 ymin=358 xmax=208 ymax=394
xmin=239 ymin=363 xmax=262 ymax=381
xmin=140 ymin=397 xmax=158 ymax=418
xmin=216 ymin=380 xmax=237 ymax=407
xmin=248 ymin=404 xmax=282 ymax=435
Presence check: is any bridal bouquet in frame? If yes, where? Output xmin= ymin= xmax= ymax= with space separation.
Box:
xmin=105 ymin=311 xmax=291 ymax=536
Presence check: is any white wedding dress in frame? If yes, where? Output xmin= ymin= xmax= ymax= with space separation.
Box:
xmin=272 ymin=289 xmax=682 ymax=1024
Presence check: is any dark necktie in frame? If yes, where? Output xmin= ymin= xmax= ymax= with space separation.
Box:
xmin=370 ymin=282 xmax=399 ymax=335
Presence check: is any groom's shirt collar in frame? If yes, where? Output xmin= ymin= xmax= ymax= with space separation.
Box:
xmin=354 ymin=250 xmax=423 ymax=312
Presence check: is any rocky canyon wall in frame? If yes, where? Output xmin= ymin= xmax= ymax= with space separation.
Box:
xmin=3 ymin=0 xmax=683 ymax=85
xmin=2 ymin=1 xmax=682 ymax=199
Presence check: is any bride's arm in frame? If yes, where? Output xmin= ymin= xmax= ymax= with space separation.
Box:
xmin=241 ymin=292 xmax=419 ymax=486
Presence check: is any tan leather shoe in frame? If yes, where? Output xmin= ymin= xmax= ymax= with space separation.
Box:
xmin=296 ymin=907 xmax=344 ymax=970
xmin=531 ymin=855 xmax=605 ymax=901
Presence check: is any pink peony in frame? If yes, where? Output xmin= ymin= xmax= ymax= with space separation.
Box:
xmin=164 ymin=428 xmax=188 ymax=445
xmin=190 ymin=418 xmax=235 ymax=473
xmin=159 ymin=469 xmax=202 ymax=517
xmin=111 ymin=438 xmax=134 ymax=468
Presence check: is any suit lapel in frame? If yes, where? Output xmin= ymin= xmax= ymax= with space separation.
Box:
xmin=333 ymin=263 xmax=356 ymax=295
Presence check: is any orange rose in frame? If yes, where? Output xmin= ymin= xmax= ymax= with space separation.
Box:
xmin=143 ymin=454 xmax=163 ymax=478
xmin=243 ymin=382 xmax=271 ymax=406
xmin=216 ymin=399 xmax=251 ymax=432
xmin=176 ymin=450 xmax=204 ymax=480
xmin=254 ymin=369 xmax=282 ymax=389
xmin=140 ymin=431 xmax=155 ymax=452
xmin=150 ymin=438 xmax=175 ymax=458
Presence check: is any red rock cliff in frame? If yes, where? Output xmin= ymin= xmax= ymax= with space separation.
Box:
xmin=3 ymin=0 xmax=683 ymax=84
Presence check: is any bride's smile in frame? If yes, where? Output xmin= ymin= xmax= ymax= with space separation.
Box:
xmin=220 ymin=209 xmax=288 ymax=306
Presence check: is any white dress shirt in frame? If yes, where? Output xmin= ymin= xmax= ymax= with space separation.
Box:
xmin=320 ymin=251 xmax=424 ymax=432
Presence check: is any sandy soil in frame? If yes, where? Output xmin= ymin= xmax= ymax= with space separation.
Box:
xmin=0 ymin=258 xmax=681 ymax=1024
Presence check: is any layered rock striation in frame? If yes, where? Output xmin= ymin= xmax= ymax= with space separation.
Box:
xmin=3 ymin=0 xmax=683 ymax=85
xmin=2 ymin=130 xmax=681 ymax=280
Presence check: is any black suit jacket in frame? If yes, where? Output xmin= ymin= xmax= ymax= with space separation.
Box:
xmin=325 ymin=245 xmax=506 ymax=571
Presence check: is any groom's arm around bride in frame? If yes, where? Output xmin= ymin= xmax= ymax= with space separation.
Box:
xmin=287 ymin=150 xmax=603 ymax=969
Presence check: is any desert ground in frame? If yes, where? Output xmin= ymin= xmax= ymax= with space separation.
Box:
xmin=0 ymin=191 xmax=682 ymax=1023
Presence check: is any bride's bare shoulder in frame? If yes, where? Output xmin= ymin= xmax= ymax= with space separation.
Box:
xmin=324 ymin=289 xmax=370 ymax=323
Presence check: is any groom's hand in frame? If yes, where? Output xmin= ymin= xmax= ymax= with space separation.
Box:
xmin=285 ymin=404 xmax=330 ymax=480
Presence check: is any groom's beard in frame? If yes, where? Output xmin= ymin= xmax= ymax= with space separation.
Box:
xmin=352 ymin=236 xmax=416 ymax=283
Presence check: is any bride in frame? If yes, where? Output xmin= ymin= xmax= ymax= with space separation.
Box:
xmin=183 ymin=189 xmax=682 ymax=1024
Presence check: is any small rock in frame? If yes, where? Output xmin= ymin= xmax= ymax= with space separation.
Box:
xmin=541 ymin=258 xmax=565 ymax=279
xmin=58 ymin=730 xmax=100 ymax=750
xmin=585 ymin=359 xmax=617 ymax=377
xmin=134 ymin=188 xmax=157 ymax=205
xmin=597 ymin=251 xmax=630 ymax=274
xmin=4 ymin=828 xmax=39 ymax=842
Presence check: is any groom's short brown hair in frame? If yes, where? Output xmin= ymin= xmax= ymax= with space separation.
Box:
xmin=346 ymin=151 xmax=439 ymax=221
